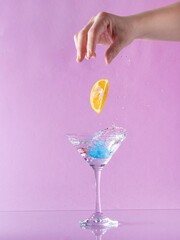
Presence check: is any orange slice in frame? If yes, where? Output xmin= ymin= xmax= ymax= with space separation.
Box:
xmin=90 ymin=79 xmax=109 ymax=114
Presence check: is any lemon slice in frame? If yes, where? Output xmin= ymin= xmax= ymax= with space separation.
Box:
xmin=90 ymin=79 xmax=109 ymax=114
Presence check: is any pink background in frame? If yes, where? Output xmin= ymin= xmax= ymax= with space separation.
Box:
xmin=0 ymin=0 xmax=179 ymax=211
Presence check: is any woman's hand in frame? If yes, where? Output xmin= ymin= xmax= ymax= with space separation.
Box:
xmin=74 ymin=12 xmax=136 ymax=64
xmin=74 ymin=2 xmax=180 ymax=64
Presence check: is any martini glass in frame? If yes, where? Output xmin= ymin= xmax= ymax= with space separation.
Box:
xmin=67 ymin=124 xmax=127 ymax=228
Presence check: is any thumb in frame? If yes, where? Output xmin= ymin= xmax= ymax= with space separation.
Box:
xmin=105 ymin=39 xmax=124 ymax=64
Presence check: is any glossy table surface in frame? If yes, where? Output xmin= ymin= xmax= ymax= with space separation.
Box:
xmin=0 ymin=209 xmax=180 ymax=239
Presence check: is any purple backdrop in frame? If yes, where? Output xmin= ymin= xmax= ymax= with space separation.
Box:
xmin=0 ymin=0 xmax=179 ymax=211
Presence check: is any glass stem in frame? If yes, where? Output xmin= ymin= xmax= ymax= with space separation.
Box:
xmin=94 ymin=167 xmax=102 ymax=213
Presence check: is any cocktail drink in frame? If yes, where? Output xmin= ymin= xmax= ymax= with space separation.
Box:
xmin=67 ymin=124 xmax=127 ymax=228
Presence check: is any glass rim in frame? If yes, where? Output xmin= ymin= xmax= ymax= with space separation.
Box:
xmin=66 ymin=129 xmax=127 ymax=139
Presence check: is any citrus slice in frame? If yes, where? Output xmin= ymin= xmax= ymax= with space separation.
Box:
xmin=90 ymin=79 xmax=109 ymax=114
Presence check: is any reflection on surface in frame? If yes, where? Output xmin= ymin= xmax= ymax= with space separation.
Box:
xmin=0 ymin=210 xmax=179 ymax=239
xmin=80 ymin=225 xmax=114 ymax=240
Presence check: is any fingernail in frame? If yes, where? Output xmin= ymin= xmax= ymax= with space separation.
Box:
xmin=107 ymin=53 xmax=113 ymax=64
xmin=87 ymin=50 xmax=92 ymax=59
xmin=105 ymin=57 xmax=110 ymax=64
xmin=76 ymin=55 xmax=81 ymax=62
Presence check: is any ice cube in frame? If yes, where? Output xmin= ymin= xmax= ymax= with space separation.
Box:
xmin=88 ymin=140 xmax=110 ymax=159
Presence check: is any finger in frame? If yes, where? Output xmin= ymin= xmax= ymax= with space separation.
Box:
xmin=105 ymin=39 xmax=125 ymax=64
xmin=76 ymin=31 xmax=87 ymax=62
xmin=85 ymin=52 xmax=96 ymax=59
xmin=76 ymin=22 xmax=93 ymax=62
xmin=87 ymin=17 xmax=109 ymax=59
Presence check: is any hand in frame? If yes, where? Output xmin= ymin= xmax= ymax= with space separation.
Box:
xmin=74 ymin=12 xmax=136 ymax=64
xmin=74 ymin=3 xmax=180 ymax=64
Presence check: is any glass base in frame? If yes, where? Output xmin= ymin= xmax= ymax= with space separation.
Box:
xmin=79 ymin=212 xmax=119 ymax=228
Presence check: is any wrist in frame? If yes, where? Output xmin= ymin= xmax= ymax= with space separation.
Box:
xmin=128 ymin=14 xmax=147 ymax=40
